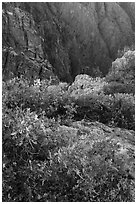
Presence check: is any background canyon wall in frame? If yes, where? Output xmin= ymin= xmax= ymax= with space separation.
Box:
xmin=2 ymin=2 xmax=135 ymax=82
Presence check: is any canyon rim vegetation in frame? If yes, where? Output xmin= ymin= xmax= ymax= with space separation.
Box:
xmin=2 ymin=2 xmax=135 ymax=202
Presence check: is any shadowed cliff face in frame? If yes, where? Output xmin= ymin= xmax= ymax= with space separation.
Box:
xmin=2 ymin=2 xmax=135 ymax=82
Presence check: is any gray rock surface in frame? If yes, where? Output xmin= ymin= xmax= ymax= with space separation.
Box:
xmin=2 ymin=2 xmax=135 ymax=81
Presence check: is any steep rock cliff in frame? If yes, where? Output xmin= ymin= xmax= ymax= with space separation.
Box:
xmin=2 ymin=2 xmax=135 ymax=82
xmin=2 ymin=3 xmax=57 ymax=81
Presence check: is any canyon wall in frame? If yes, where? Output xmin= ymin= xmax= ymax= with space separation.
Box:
xmin=2 ymin=2 xmax=135 ymax=82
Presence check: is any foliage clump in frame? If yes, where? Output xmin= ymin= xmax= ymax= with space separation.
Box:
xmin=68 ymin=67 xmax=134 ymax=130
xmin=3 ymin=108 xmax=134 ymax=201
xmin=105 ymin=49 xmax=135 ymax=94
xmin=2 ymin=77 xmax=76 ymax=123
xmin=2 ymin=48 xmax=135 ymax=201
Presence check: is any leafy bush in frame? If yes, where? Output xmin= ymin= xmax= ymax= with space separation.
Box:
xmin=2 ymin=70 xmax=135 ymax=201
xmin=3 ymin=75 xmax=135 ymax=131
xmin=73 ymin=91 xmax=134 ymax=130
xmin=106 ymin=49 xmax=135 ymax=85
xmin=59 ymin=138 xmax=134 ymax=202
xmin=69 ymin=74 xmax=107 ymax=94
xmin=2 ymin=108 xmax=72 ymax=201
xmin=3 ymin=107 xmax=134 ymax=201
xmin=110 ymin=93 xmax=135 ymax=130
xmin=103 ymin=81 xmax=135 ymax=95
xmin=117 ymin=45 xmax=135 ymax=58
xmin=66 ymin=67 xmax=135 ymax=130
xmin=3 ymin=77 xmax=76 ymax=122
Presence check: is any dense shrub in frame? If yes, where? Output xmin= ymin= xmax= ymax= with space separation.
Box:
xmin=103 ymin=81 xmax=135 ymax=95
xmin=2 ymin=77 xmax=76 ymax=122
xmin=3 ymin=108 xmax=134 ymax=201
xmin=73 ymin=91 xmax=134 ymax=130
xmin=69 ymin=74 xmax=108 ymax=94
xmin=106 ymin=50 xmax=135 ymax=85
xmin=67 ymin=66 xmax=135 ymax=130
xmin=3 ymin=75 xmax=135 ymax=131
xmin=117 ymin=45 xmax=135 ymax=58
xmin=59 ymin=138 xmax=134 ymax=202
xmin=110 ymin=93 xmax=135 ymax=130
xmin=2 ymin=68 xmax=135 ymax=200
xmin=3 ymin=108 xmax=75 ymax=201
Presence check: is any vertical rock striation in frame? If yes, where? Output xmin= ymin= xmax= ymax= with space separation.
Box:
xmin=2 ymin=2 xmax=135 ymax=82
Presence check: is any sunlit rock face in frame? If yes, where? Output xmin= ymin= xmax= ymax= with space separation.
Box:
xmin=2 ymin=2 xmax=134 ymax=82
xmin=2 ymin=3 xmax=57 ymax=81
